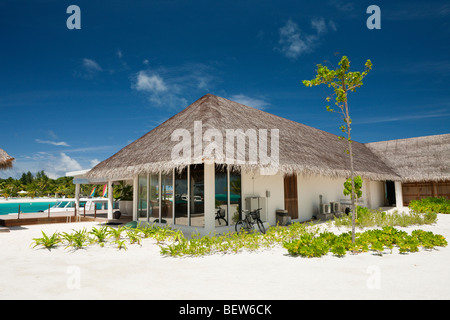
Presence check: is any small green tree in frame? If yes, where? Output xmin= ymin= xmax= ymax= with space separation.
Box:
xmin=303 ymin=56 xmax=372 ymax=243
xmin=344 ymin=175 xmax=363 ymax=203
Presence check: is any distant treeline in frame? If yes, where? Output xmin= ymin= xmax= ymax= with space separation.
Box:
xmin=0 ymin=170 xmax=114 ymax=198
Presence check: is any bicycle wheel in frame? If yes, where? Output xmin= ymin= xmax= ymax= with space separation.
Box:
xmin=256 ymin=218 xmax=265 ymax=234
xmin=235 ymin=220 xmax=249 ymax=233
xmin=217 ymin=217 xmax=227 ymax=226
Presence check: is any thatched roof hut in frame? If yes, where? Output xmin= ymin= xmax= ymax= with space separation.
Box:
xmin=366 ymin=134 xmax=450 ymax=182
xmin=88 ymin=94 xmax=399 ymax=181
xmin=0 ymin=148 xmax=14 ymax=170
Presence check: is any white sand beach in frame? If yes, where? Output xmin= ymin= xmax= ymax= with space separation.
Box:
xmin=1 ymin=215 xmax=450 ymax=300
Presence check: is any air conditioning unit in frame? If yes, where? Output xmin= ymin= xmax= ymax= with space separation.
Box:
xmin=321 ymin=204 xmax=331 ymax=214
xmin=330 ymin=202 xmax=340 ymax=213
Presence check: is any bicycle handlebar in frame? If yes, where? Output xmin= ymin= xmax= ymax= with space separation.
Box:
xmin=242 ymin=208 xmax=262 ymax=213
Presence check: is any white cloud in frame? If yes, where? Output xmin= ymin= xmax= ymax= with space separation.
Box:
xmin=35 ymin=139 xmax=70 ymax=147
xmin=328 ymin=0 xmax=355 ymax=13
xmin=229 ymin=94 xmax=270 ymax=110
xmin=277 ymin=18 xmax=336 ymax=59
xmin=90 ymin=159 xmax=100 ymax=168
xmin=82 ymin=58 xmax=102 ymax=72
xmin=357 ymin=109 xmax=450 ymax=125
xmin=135 ymin=71 xmax=168 ymax=92
xmin=49 ymin=153 xmax=82 ymax=178
xmin=278 ymin=19 xmax=310 ymax=59
xmin=0 ymin=152 xmax=83 ymax=179
xmin=311 ymin=18 xmax=327 ymax=35
xmin=47 ymin=130 xmax=58 ymax=140
xmin=328 ymin=20 xmax=337 ymax=32
xmin=132 ymin=63 xmax=217 ymax=109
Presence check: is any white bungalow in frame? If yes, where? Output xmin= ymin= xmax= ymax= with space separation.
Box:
xmin=69 ymin=94 xmax=449 ymax=235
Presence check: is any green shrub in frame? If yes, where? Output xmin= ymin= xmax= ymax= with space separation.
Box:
xmin=31 ymin=231 xmax=61 ymax=250
xmin=90 ymin=226 xmax=109 ymax=244
xmin=334 ymin=206 xmax=438 ymax=228
xmin=283 ymin=233 xmax=330 ymax=258
xmin=283 ymin=226 xmax=447 ymax=258
xmin=409 ymin=197 xmax=450 ymax=214
xmin=31 ymin=220 xmax=448 ymax=258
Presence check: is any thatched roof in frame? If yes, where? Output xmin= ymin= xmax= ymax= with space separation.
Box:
xmin=366 ymin=134 xmax=450 ymax=182
xmin=0 ymin=148 xmax=14 ymax=170
xmin=88 ymin=94 xmax=399 ymax=181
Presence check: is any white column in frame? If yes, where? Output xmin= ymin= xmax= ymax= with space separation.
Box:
xmin=107 ymin=180 xmax=114 ymax=220
xmin=394 ymin=181 xmax=403 ymax=209
xmin=203 ymin=163 xmax=215 ymax=233
xmin=365 ymin=179 xmax=372 ymax=209
xmin=133 ymin=175 xmax=138 ymax=221
xmin=75 ymin=183 xmax=80 ymax=216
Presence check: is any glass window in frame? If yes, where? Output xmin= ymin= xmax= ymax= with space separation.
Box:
xmin=229 ymin=171 xmax=241 ymax=225
xmin=175 ymin=168 xmax=188 ymax=226
xmin=161 ymin=172 xmax=173 ymax=224
xmin=149 ymin=174 xmax=159 ymax=223
xmin=138 ymin=174 xmax=148 ymax=221
xmin=190 ymin=164 xmax=204 ymax=227
xmin=215 ymin=165 xmax=228 ymax=226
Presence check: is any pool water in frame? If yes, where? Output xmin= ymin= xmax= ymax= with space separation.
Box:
xmin=0 ymin=201 xmax=58 ymax=215
xmin=0 ymin=200 xmax=117 ymax=215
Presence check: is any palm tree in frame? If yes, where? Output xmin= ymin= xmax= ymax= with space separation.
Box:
xmin=26 ymin=182 xmax=39 ymax=198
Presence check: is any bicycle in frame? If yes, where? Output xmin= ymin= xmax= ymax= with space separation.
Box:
xmin=215 ymin=208 xmax=228 ymax=226
xmin=235 ymin=208 xmax=265 ymax=234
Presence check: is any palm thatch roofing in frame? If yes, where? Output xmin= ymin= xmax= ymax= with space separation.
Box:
xmin=88 ymin=94 xmax=399 ymax=181
xmin=0 ymin=148 xmax=14 ymax=170
xmin=366 ymin=134 xmax=450 ymax=182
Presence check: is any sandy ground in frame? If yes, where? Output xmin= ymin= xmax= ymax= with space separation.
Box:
xmin=1 ymin=215 xmax=450 ymax=300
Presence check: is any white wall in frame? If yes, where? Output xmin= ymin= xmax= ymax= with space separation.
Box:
xmin=240 ymin=172 xmax=387 ymax=224
xmin=366 ymin=180 xmax=386 ymax=209
xmin=297 ymin=175 xmax=386 ymax=221
xmin=241 ymin=171 xmax=285 ymax=226
xmin=297 ymin=175 xmax=350 ymax=221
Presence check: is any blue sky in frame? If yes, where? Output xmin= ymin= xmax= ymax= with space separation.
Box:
xmin=1 ymin=0 xmax=449 ymax=178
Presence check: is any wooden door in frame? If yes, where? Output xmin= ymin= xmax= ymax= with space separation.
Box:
xmin=284 ymin=175 xmax=298 ymax=219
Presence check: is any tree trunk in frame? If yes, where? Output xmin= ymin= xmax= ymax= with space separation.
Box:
xmin=344 ymin=99 xmax=357 ymax=244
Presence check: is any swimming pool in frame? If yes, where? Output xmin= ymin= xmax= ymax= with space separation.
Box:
xmin=0 ymin=201 xmax=58 ymax=215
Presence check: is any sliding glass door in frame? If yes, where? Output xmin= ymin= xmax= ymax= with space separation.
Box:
xmin=161 ymin=172 xmax=173 ymax=224
xmin=136 ymin=165 xmax=208 ymax=227
xmin=174 ymin=164 xmax=205 ymax=227
xmin=214 ymin=165 xmax=241 ymax=227
xmin=229 ymin=171 xmax=241 ymax=224
xmin=149 ymin=174 xmax=159 ymax=223
xmin=190 ymin=164 xmax=204 ymax=227
xmin=138 ymin=175 xmax=147 ymax=221
xmin=174 ymin=168 xmax=188 ymax=226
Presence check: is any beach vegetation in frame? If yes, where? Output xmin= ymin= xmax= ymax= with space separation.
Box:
xmin=61 ymin=228 xmax=91 ymax=249
xmin=30 ymin=220 xmax=447 ymax=258
xmin=126 ymin=229 xmax=142 ymax=245
xmin=107 ymin=226 xmax=127 ymax=241
xmin=112 ymin=239 xmax=128 ymax=250
xmin=283 ymin=226 xmax=447 ymax=258
xmin=409 ymin=197 xmax=450 ymax=214
xmin=333 ymin=206 xmax=437 ymax=228
xmin=89 ymin=226 xmax=109 ymax=245
xmin=31 ymin=231 xmax=61 ymax=250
